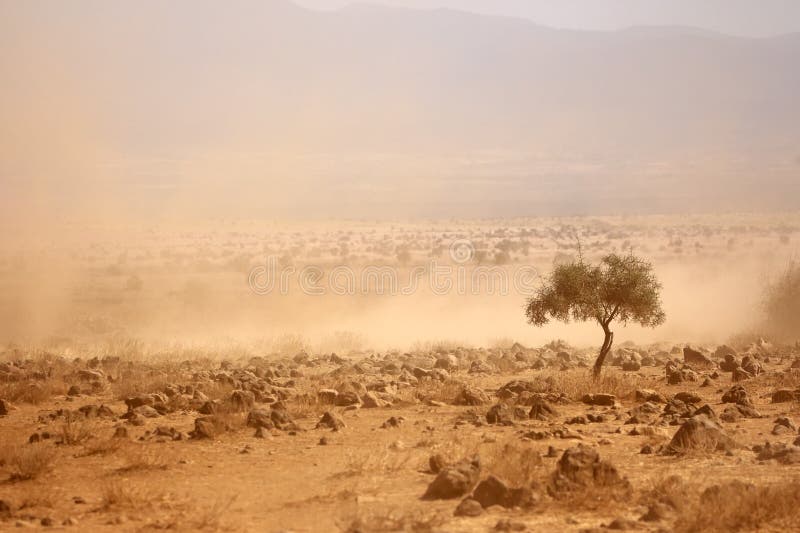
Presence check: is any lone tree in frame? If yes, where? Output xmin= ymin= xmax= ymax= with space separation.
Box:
xmin=525 ymin=253 xmax=665 ymax=377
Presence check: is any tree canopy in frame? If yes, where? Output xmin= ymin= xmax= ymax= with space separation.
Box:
xmin=526 ymin=253 xmax=665 ymax=375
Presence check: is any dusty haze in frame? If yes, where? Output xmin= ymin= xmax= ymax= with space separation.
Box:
xmin=1 ymin=1 xmax=799 ymax=353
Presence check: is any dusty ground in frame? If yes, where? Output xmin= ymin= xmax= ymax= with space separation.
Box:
xmin=1 ymin=341 xmax=800 ymax=532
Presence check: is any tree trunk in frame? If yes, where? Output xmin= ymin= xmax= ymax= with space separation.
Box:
xmin=593 ymin=326 xmax=614 ymax=378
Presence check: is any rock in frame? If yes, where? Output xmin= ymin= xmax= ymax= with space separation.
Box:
xmin=640 ymin=502 xmax=673 ymax=522
xmin=635 ymin=389 xmax=664 ymax=403
xmin=422 ymin=456 xmax=481 ymax=499
xmin=607 ymin=517 xmax=639 ymax=530
xmin=0 ymin=499 xmax=10 ymax=516
xmin=429 ymin=453 xmax=448 ymax=474
xmin=113 ymin=426 xmax=129 ymax=439
xmin=229 ymin=390 xmax=255 ymax=411
xmin=721 ymin=385 xmax=752 ymax=406
xmin=246 ymin=409 xmax=275 ymax=430
xmin=755 ymin=442 xmax=800 ymax=464
xmin=674 ymin=391 xmax=701 ymax=404
xmin=621 ymin=361 xmax=641 ymax=372
xmin=720 ymin=353 xmax=739 ymax=372
xmin=772 ymin=389 xmax=800 ymax=403
xmin=317 ymin=389 xmax=339 ymax=404
xmin=468 ymin=360 xmax=493 ymax=374
xmin=381 ymin=416 xmax=404 ymax=429
xmin=361 ymin=392 xmax=388 ymax=408
xmin=528 ymin=398 xmax=558 ymax=421
xmin=455 ymin=385 xmax=490 ymax=406
xmin=741 ymin=356 xmax=762 ymax=376
xmin=316 ymin=411 xmax=345 ymax=431
xmin=773 ymin=416 xmax=797 ymax=433
xmin=715 ymin=345 xmax=737 ymax=360
xmin=719 ymin=404 xmax=761 ymax=422
xmin=453 ymin=498 xmax=483 ymax=517
xmin=0 ymin=398 xmax=9 ymax=416
xmin=683 ymin=346 xmax=715 ymax=367
xmin=471 ymin=475 xmax=536 ymax=509
xmin=494 ymin=519 xmax=527 ymax=531
xmin=732 ymin=367 xmax=753 ymax=382
xmin=435 ymin=354 xmax=459 ymax=371
xmin=664 ymin=415 xmax=735 ymax=454
xmin=191 ymin=417 xmax=217 ymax=439
xmin=486 ymin=403 xmax=514 ymax=425
xmin=67 ymin=385 xmax=81 ymax=397
xmin=550 ymin=445 xmax=629 ymax=494
xmin=124 ymin=394 xmax=153 ymax=409
xmin=581 ymin=393 xmax=616 ymax=406
xmin=334 ymin=391 xmax=361 ymax=407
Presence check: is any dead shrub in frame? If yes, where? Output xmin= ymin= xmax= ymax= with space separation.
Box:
xmin=0 ymin=443 xmax=57 ymax=481
xmin=118 ymin=444 xmax=170 ymax=473
xmin=57 ymin=418 xmax=95 ymax=446
xmin=674 ymin=480 xmax=800 ymax=532
xmin=483 ymin=439 xmax=544 ymax=488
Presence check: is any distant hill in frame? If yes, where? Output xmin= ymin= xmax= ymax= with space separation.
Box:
xmin=1 ymin=0 xmax=798 ymax=219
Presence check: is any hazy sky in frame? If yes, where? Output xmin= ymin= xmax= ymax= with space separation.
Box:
xmin=296 ymin=0 xmax=800 ymax=37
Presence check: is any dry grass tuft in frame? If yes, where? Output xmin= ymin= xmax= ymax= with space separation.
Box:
xmin=483 ymin=439 xmax=544 ymax=488
xmin=521 ymin=369 xmax=646 ymax=401
xmin=118 ymin=444 xmax=170 ymax=473
xmin=57 ymin=418 xmax=95 ymax=446
xmin=0 ymin=443 xmax=57 ymax=481
xmin=0 ymin=380 xmax=63 ymax=405
xmin=342 ymin=508 xmax=447 ymax=533
xmin=673 ymin=480 xmax=800 ymax=532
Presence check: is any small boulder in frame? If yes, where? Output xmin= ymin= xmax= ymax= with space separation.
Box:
xmin=453 ymin=498 xmax=483 ymax=517
xmin=664 ymin=415 xmax=735 ymax=454
xmin=581 ymin=393 xmax=616 ymax=406
xmin=683 ymin=346 xmax=715 ymax=368
xmin=316 ymin=411 xmax=346 ymax=431
xmin=422 ymin=456 xmax=481 ymax=500
xmin=550 ymin=445 xmax=630 ymax=494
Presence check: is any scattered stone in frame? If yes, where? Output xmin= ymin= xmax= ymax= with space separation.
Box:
xmin=423 ymin=455 xmax=481 ymax=499
xmin=246 ymin=409 xmax=275 ymax=430
xmin=683 ymin=346 xmax=715 ymax=367
xmin=455 ymin=385 xmax=490 ymax=406
xmin=191 ymin=417 xmax=218 ymax=439
xmin=316 ymin=411 xmax=346 ymax=431
xmin=721 ymin=385 xmax=752 ymax=406
xmin=549 ymin=445 xmax=630 ymax=494
xmin=486 ymin=403 xmax=514 ymax=425
xmin=581 ymin=393 xmax=616 ymax=406
xmin=607 ymin=517 xmax=639 ymax=530
xmin=334 ymin=391 xmax=361 ymax=407
xmin=674 ymin=391 xmax=701 ymax=404
xmin=772 ymin=389 xmax=800 ymax=403
xmin=381 ymin=416 xmax=404 ymax=429
xmin=429 ymin=453 xmax=448 ymax=474
xmin=317 ymin=389 xmax=339 ymax=404
xmin=754 ymin=442 xmax=800 ymax=464
xmin=528 ymin=398 xmax=558 ymax=420
xmin=664 ymin=415 xmax=735 ymax=454
xmin=494 ymin=519 xmax=527 ymax=531
xmin=453 ymin=498 xmax=483 ymax=517
xmin=471 ymin=475 xmax=536 ymax=509
xmin=635 ymin=389 xmax=664 ymax=403
xmin=361 ymin=391 xmax=388 ymax=408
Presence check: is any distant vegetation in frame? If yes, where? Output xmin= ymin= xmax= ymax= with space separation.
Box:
xmin=763 ymin=260 xmax=800 ymax=342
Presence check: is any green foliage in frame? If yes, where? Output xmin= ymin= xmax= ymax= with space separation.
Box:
xmin=526 ymin=253 xmax=666 ymax=330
